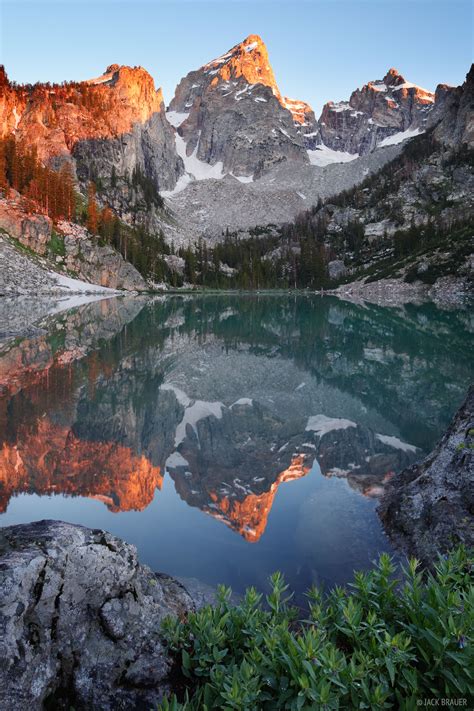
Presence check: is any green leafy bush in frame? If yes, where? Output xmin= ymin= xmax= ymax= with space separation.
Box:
xmin=47 ymin=230 xmax=66 ymax=257
xmin=160 ymin=547 xmax=473 ymax=710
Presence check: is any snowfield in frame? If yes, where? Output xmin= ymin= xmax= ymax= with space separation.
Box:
xmin=307 ymin=145 xmax=359 ymax=167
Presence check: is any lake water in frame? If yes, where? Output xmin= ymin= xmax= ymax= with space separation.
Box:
xmin=1 ymin=294 xmax=472 ymax=600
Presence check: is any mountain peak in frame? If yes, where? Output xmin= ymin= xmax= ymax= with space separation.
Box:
xmin=201 ymin=33 xmax=279 ymax=96
xmin=383 ymin=67 xmax=406 ymax=86
xmin=241 ymin=33 xmax=265 ymax=47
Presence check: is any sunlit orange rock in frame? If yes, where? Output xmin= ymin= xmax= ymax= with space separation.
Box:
xmin=206 ymin=454 xmax=310 ymax=542
xmin=198 ymin=35 xmax=315 ymax=126
xmin=0 ymin=418 xmax=162 ymax=513
xmin=0 ymin=64 xmax=166 ymax=163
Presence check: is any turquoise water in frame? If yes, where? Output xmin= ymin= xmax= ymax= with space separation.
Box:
xmin=0 ymin=294 xmax=472 ymax=598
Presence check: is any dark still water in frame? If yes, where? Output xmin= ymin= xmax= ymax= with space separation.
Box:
xmin=0 ymin=294 xmax=472 ymax=598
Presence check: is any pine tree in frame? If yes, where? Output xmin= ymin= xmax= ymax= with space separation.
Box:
xmin=86 ymin=182 xmax=99 ymax=234
xmin=100 ymin=205 xmax=114 ymax=241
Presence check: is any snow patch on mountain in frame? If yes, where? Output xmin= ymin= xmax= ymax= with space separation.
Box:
xmin=376 ymin=434 xmax=419 ymax=453
xmin=307 ymin=145 xmax=359 ymax=167
xmin=175 ymin=399 xmax=225 ymax=446
xmin=306 ymin=415 xmax=357 ymax=437
xmin=162 ymin=132 xmax=226 ymax=196
xmin=166 ymin=111 xmax=190 ymax=128
xmin=50 ymin=272 xmax=119 ymax=294
xmin=378 ymin=127 xmax=424 ymax=147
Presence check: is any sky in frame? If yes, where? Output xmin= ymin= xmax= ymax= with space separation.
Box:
xmin=0 ymin=0 xmax=472 ymax=115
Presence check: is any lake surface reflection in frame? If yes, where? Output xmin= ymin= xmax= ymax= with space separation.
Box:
xmin=0 ymin=294 xmax=472 ymax=597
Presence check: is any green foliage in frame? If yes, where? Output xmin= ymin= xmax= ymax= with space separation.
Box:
xmin=160 ymin=547 xmax=473 ymax=710
xmin=131 ymin=165 xmax=164 ymax=209
xmin=47 ymin=230 xmax=66 ymax=257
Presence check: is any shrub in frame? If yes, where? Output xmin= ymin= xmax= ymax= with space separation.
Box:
xmin=160 ymin=547 xmax=473 ymax=710
xmin=47 ymin=230 xmax=66 ymax=257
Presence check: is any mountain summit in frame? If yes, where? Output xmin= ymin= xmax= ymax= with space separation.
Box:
xmin=200 ymin=34 xmax=279 ymax=94
xmin=319 ymin=67 xmax=435 ymax=154
xmin=0 ymin=63 xmax=182 ymax=189
xmin=167 ymin=34 xmax=316 ymax=178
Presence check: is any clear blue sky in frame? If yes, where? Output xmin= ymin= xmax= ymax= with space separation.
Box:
xmin=1 ymin=0 xmax=472 ymax=115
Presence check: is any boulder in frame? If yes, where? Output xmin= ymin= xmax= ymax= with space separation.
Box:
xmin=379 ymin=387 xmax=474 ymax=565
xmin=0 ymin=520 xmax=194 ymax=710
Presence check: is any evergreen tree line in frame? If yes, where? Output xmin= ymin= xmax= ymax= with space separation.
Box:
xmin=2 ymin=126 xmax=471 ymax=290
xmin=173 ymin=231 xmax=329 ymax=290
xmin=0 ymin=137 xmax=75 ymax=221
xmin=0 ymin=136 xmax=170 ymax=282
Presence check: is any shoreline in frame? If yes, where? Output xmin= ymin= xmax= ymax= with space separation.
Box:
xmin=1 ymin=285 xmax=472 ymax=345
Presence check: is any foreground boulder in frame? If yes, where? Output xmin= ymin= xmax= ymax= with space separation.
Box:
xmin=0 ymin=520 xmax=193 ymax=710
xmin=379 ymin=387 xmax=474 ymax=565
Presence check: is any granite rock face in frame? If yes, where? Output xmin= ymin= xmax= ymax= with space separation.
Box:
xmin=431 ymin=65 xmax=474 ymax=148
xmin=168 ymin=35 xmax=312 ymax=178
xmin=319 ymin=68 xmax=435 ymax=155
xmin=379 ymin=387 xmax=474 ymax=565
xmin=0 ymin=520 xmax=193 ymax=710
xmin=0 ymin=64 xmax=183 ymax=192
xmin=58 ymin=221 xmax=148 ymax=291
xmin=0 ymin=192 xmax=52 ymax=254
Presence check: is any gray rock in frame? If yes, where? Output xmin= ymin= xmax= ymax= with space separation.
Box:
xmin=164 ymin=144 xmax=404 ymax=245
xmin=319 ymin=68 xmax=435 ymax=155
xmin=0 ymin=200 xmax=148 ymax=293
xmin=73 ymin=109 xmax=183 ymax=194
xmin=168 ymin=35 xmax=310 ymax=179
xmin=62 ymin=227 xmax=148 ymax=291
xmin=0 ymin=520 xmax=194 ymax=710
xmin=431 ymin=65 xmax=474 ymax=148
xmin=328 ymin=260 xmax=347 ymax=280
xmin=379 ymin=387 xmax=474 ymax=565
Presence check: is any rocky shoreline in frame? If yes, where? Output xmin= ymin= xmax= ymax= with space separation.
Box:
xmin=331 ymin=274 xmax=473 ymax=308
xmin=379 ymin=386 xmax=474 ymax=566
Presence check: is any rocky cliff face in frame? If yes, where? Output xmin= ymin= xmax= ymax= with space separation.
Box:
xmin=0 ymin=520 xmax=194 ymax=710
xmin=431 ymin=65 xmax=474 ymax=147
xmin=319 ymin=68 xmax=435 ymax=154
xmin=0 ymin=64 xmax=183 ymax=191
xmin=0 ymin=193 xmax=148 ymax=291
xmin=167 ymin=35 xmax=314 ymax=179
xmin=165 ymin=394 xmax=419 ymax=540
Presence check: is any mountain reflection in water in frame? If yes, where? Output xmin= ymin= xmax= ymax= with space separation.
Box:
xmin=0 ymin=294 xmax=472 ymax=593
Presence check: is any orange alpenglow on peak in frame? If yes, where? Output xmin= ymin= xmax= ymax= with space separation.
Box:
xmin=203 ymin=33 xmax=279 ymax=95
xmin=383 ymin=67 xmax=406 ymax=85
xmin=380 ymin=67 xmax=433 ymax=97
xmin=206 ymin=454 xmax=311 ymax=542
xmin=0 ymin=63 xmax=166 ymax=161
xmin=200 ymin=34 xmax=315 ymax=125
xmin=0 ymin=418 xmax=163 ymax=514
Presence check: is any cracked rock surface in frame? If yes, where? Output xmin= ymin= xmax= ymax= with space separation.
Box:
xmin=0 ymin=520 xmax=194 ymax=710
xmin=379 ymin=386 xmax=474 ymax=565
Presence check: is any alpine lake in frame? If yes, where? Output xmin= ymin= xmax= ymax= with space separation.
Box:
xmin=1 ymin=293 xmax=472 ymax=604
